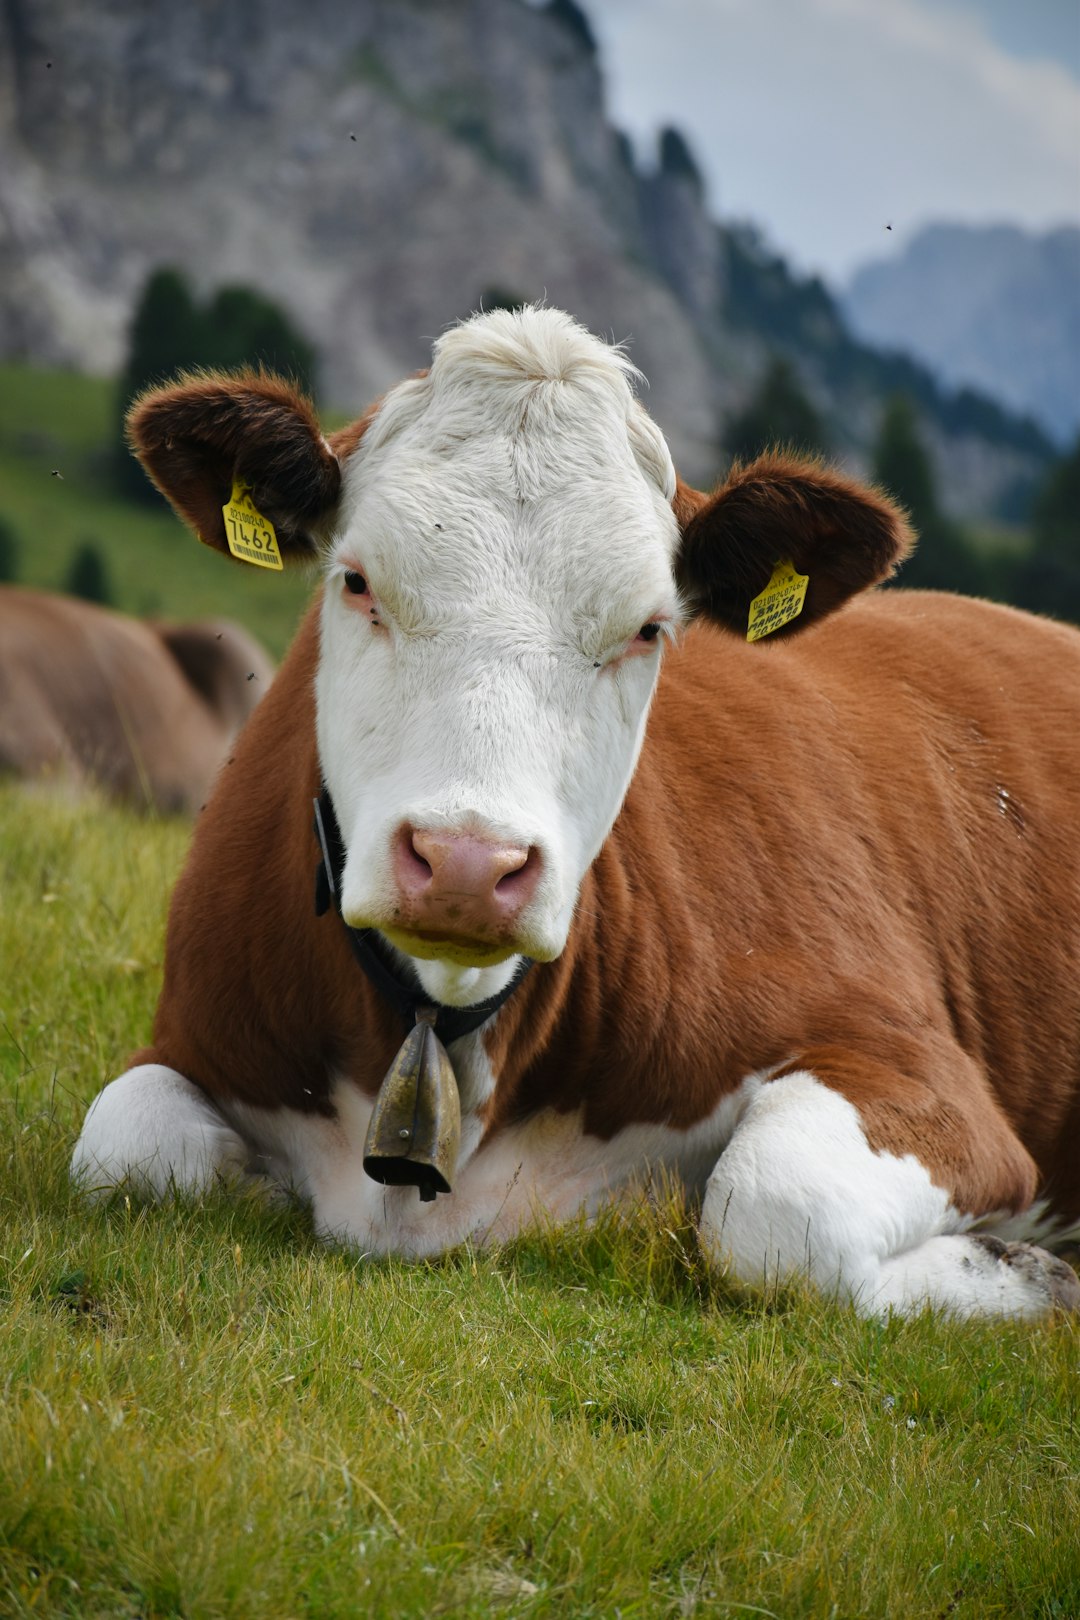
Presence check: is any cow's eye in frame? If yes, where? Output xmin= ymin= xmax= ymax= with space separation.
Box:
xmin=636 ymin=622 xmax=661 ymax=643
xmin=343 ymin=571 xmax=369 ymax=596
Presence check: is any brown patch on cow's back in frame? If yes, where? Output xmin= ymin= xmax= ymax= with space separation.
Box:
xmin=0 ymin=587 xmax=270 ymax=813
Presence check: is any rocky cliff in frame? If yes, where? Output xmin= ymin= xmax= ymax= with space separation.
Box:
xmin=0 ymin=0 xmax=1053 ymax=508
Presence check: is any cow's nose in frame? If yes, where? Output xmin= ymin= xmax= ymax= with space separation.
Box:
xmin=393 ymin=826 xmax=542 ymax=939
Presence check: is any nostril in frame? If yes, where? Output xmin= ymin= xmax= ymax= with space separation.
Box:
xmin=408 ymin=830 xmax=433 ymax=879
xmin=495 ymin=845 xmax=539 ymax=895
xmin=395 ymin=825 xmax=434 ymax=891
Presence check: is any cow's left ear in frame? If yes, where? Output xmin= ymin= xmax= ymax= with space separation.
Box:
xmin=127 ymin=370 xmax=343 ymax=562
xmin=674 ymin=452 xmax=914 ymax=638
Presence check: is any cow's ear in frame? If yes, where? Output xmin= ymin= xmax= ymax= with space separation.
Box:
xmin=675 ymin=452 xmax=914 ymax=638
xmin=126 ymin=371 xmax=342 ymax=562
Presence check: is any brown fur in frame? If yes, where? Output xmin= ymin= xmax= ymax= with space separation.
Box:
xmin=135 ymin=590 xmax=1080 ymax=1222
xmin=125 ymin=376 xmax=1080 ymax=1225
xmin=0 ymin=587 xmax=273 ymax=813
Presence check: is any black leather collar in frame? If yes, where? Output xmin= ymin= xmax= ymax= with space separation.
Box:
xmin=313 ymin=790 xmax=533 ymax=1045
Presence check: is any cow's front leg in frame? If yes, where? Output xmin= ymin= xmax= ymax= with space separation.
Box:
xmin=71 ymin=1064 xmax=251 ymax=1199
xmin=699 ymin=1055 xmax=1080 ymax=1319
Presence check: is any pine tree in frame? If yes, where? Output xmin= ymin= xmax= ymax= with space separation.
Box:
xmin=726 ymin=356 xmax=829 ymax=465
xmin=115 ymin=269 xmax=319 ymax=501
xmin=478 ymin=286 xmax=526 ymax=315
xmin=114 ymin=269 xmax=203 ymax=498
xmin=0 ymin=517 xmax=18 ymax=584
xmin=872 ymin=396 xmax=937 ymax=531
xmin=1009 ymin=436 xmax=1080 ymax=624
xmin=203 ymin=286 xmax=317 ymax=393
xmin=66 ymin=541 xmax=113 ymax=605
xmin=1031 ymin=435 xmax=1080 ymax=561
xmin=872 ymin=396 xmax=978 ymax=594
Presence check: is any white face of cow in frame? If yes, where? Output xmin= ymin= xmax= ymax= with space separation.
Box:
xmin=315 ymin=310 xmax=681 ymax=1008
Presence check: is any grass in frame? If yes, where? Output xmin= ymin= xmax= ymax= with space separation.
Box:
xmin=1 ymin=784 xmax=1078 ymax=1618
xmin=0 ymin=365 xmax=314 ymax=660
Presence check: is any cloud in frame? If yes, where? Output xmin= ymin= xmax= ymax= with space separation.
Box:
xmin=585 ymin=0 xmax=1080 ymax=281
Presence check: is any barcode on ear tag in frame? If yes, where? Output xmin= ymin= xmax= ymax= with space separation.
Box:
xmin=747 ymin=559 xmax=808 ymax=642
xmin=222 ymin=481 xmax=283 ymax=571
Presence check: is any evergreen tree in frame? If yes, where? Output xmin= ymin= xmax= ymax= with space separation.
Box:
xmin=203 ymin=285 xmax=317 ymax=393
xmin=0 ymin=516 xmax=18 ymax=584
xmin=122 ymin=267 xmax=203 ymax=387
xmin=872 ymin=395 xmax=979 ymax=594
xmin=1031 ymin=435 xmax=1080 ymax=561
xmin=66 ymin=541 xmax=113 ymax=605
xmin=114 ymin=269 xmax=203 ymax=498
xmin=726 ymin=356 xmax=829 ymax=465
xmin=1009 ymin=436 xmax=1080 ymax=624
xmin=478 ymin=286 xmax=527 ymax=315
xmin=873 ymin=396 xmax=937 ymax=531
xmin=115 ymin=268 xmax=319 ymax=501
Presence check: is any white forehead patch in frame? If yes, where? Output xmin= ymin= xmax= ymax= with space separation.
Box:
xmin=350 ymin=305 xmax=677 ymax=508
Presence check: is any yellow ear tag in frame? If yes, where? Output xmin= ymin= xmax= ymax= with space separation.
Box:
xmin=747 ymin=559 xmax=809 ymax=642
xmin=221 ymin=480 xmax=283 ymax=571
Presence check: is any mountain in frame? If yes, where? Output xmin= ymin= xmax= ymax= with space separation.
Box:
xmin=844 ymin=224 xmax=1080 ymax=449
xmin=0 ymin=0 xmax=1055 ymax=513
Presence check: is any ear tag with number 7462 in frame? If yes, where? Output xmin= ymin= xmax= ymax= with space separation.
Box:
xmin=221 ymin=480 xmax=283 ymax=571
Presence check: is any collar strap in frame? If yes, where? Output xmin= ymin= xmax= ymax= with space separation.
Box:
xmin=313 ymin=790 xmax=532 ymax=1044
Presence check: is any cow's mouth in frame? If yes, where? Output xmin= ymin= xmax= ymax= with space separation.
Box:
xmin=379 ymin=924 xmax=518 ymax=968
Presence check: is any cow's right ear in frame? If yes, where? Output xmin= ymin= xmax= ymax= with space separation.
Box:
xmin=126 ymin=371 xmax=342 ymax=561
xmin=673 ymin=453 xmax=913 ymax=638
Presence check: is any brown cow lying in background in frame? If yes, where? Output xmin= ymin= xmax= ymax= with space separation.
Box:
xmin=0 ymin=586 xmax=273 ymax=812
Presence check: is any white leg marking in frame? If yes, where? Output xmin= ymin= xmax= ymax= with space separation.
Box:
xmin=71 ymin=1065 xmax=249 ymax=1199
xmin=700 ymin=1072 xmax=1076 ymax=1320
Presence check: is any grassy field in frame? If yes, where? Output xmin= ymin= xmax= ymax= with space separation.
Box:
xmin=1 ymin=784 xmax=1078 ymax=1619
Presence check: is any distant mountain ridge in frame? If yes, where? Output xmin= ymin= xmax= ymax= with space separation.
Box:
xmin=0 ymin=0 xmax=1056 ymax=514
xmin=844 ymin=224 xmax=1080 ymax=448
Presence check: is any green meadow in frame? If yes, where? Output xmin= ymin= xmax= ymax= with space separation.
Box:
xmin=1 ymin=786 xmax=1078 ymax=1619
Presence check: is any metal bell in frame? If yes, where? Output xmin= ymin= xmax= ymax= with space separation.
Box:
xmin=362 ymin=1012 xmax=461 ymax=1201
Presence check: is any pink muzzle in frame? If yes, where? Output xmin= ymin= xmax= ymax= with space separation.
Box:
xmin=390 ymin=825 xmax=543 ymax=946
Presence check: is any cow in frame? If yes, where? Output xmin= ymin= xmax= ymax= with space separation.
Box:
xmin=71 ymin=307 xmax=1080 ymax=1319
xmin=0 ymin=586 xmax=274 ymax=813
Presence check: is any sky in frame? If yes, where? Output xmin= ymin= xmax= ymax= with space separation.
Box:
xmin=581 ymin=0 xmax=1080 ymax=288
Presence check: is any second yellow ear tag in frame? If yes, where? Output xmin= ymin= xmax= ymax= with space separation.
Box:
xmin=221 ymin=481 xmax=283 ymax=571
xmin=747 ymin=559 xmax=809 ymax=642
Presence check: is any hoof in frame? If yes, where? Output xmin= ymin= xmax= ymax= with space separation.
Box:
xmin=972 ymin=1235 xmax=1080 ymax=1313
